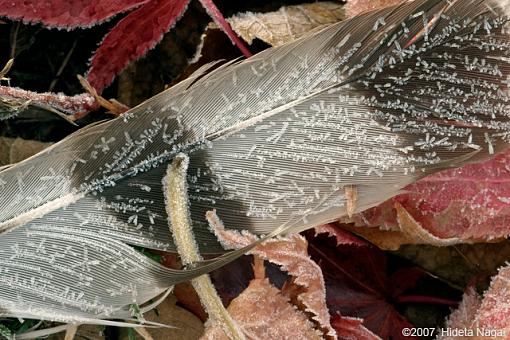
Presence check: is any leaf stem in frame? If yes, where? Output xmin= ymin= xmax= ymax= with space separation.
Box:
xmin=164 ymin=154 xmax=246 ymax=340
xmin=198 ymin=0 xmax=253 ymax=58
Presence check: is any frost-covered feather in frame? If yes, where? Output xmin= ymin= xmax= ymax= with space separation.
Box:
xmin=1 ymin=0 xmax=510 ymax=325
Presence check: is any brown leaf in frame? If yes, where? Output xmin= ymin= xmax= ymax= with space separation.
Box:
xmin=227 ymin=2 xmax=345 ymax=47
xmin=0 ymin=137 xmax=52 ymax=166
xmin=345 ymin=0 xmax=403 ymax=18
xmin=209 ymin=211 xmax=335 ymax=338
xmin=119 ymin=295 xmax=204 ymax=340
xmin=201 ymin=277 xmax=322 ymax=340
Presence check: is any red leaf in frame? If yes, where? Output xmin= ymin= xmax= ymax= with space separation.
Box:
xmin=86 ymin=0 xmax=190 ymax=93
xmin=353 ymin=148 xmax=510 ymax=242
xmin=0 ymin=0 xmax=147 ymax=28
xmin=307 ymin=238 xmax=419 ymax=339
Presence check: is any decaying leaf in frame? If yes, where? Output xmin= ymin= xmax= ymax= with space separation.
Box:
xmin=227 ymin=2 xmax=345 ymax=46
xmin=201 ymin=259 xmax=322 ymax=340
xmin=209 ymin=212 xmax=336 ymax=338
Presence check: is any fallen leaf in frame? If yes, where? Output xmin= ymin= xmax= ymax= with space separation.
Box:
xmin=442 ymin=263 xmax=510 ymax=339
xmin=201 ymin=259 xmax=322 ymax=340
xmin=86 ymin=0 xmax=190 ymax=93
xmin=0 ymin=137 xmax=52 ymax=166
xmin=307 ymin=236 xmax=421 ymax=339
xmin=331 ymin=314 xmax=380 ymax=340
xmin=209 ymin=213 xmax=336 ymax=339
xmin=0 ymin=0 xmax=147 ymax=28
xmin=227 ymin=2 xmax=345 ymax=47
xmin=314 ymin=223 xmax=368 ymax=246
xmin=345 ymin=0 xmax=404 ymax=18
xmin=348 ymin=148 xmax=510 ymax=246
xmin=119 ymin=295 xmax=204 ymax=340
xmin=0 ymin=0 xmax=248 ymax=93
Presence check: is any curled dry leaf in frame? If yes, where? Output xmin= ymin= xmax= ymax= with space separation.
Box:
xmin=209 ymin=213 xmax=336 ymax=339
xmin=201 ymin=271 xmax=322 ymax=340
xmin=314 ymin=223 xmax=367 ymax=247
xmin=227 ymin=2 xmax=345 ymax=47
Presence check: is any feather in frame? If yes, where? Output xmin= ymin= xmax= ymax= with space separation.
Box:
xmin=1 ymin=0 xmax=510 ymax=325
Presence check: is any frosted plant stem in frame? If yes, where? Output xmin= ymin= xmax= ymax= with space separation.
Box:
xmin=164 ymin=154 xmax=246 ymax=340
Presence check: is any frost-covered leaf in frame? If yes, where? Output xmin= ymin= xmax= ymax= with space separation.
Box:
xmin=210 ymin=218 xmax=336 ymax=338
xmin=0 ymin=0 xmax=247 ymax=93
xmin=308 ymin=237 xmax=421 ymax=339
xmin=314 ymin=223 xmax=367 ymax=246
xmin=442 ymin=263 xmax=510 ymax=339
xmin=227 ymin=2 xmax=345 ymax=46
xmin=2 ymin=0 xmax=510 ymax=325
xmin=331 ymin=314 xmax=380 ymax=340
xmin=345 ymin=0 xmax=404 ymax=18
xmin=0 ymin=0 xmax=147 ymax=28
xmin=201 ymin=275 xmax=322 ymax=340
xmin=87 ymin=0 xmax=190 ymax=93
xmin=348 ymin=148 xmax=510 ymax=247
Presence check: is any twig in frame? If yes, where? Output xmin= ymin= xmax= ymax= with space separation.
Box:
xmin=0 ymin=59 xmax=13 ymax=85
xmin=198 ymin=0 xmax=252 ymax=58
xmin=77 ymin=75 xmax=128 ymax=116
xmin=163 ymin=154 xmax=245 ymax=340
xmin=49 ymin=40 xmax=77 ymax=92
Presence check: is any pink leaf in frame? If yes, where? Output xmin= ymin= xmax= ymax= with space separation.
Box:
xmin=0 ymin=0 xmax=148 ymax=28
xmin=86 ymin=0 xmax=190 ymax=93
xmin=351 ymin=148 xmax=510 ymax=242
xmin=443 ymin=264 xmax=510 ymax=338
